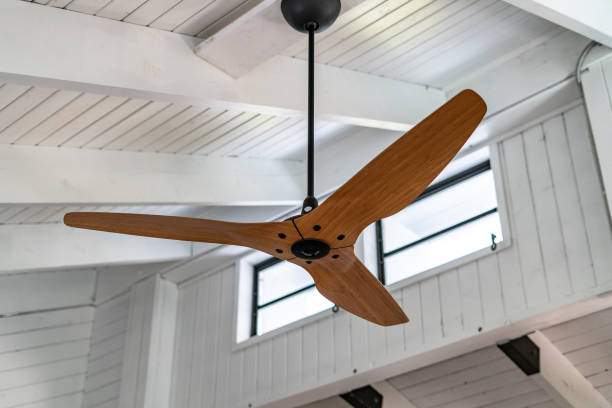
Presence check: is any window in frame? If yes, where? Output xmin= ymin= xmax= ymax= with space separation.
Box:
xmin=246 ymin=152 xmax=502 ymax=338
xmin=377 ymin=159 xmax=502 ymax=285
xmin=251 ymin=257 xmax=333 ymax=336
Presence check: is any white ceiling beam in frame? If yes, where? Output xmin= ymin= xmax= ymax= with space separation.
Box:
xmin=527 ymin=331 xmax=611 ymax=408
xmin=195 ymin=0 xmax=364 ymax=78
xmin=0 ymin=223 xmax=190 ymax=274
xmin=503 ymin=0 xmax=612 ymax=48
xmin=0 ymin=144 xmax=305 ymax=206
xmin=0 ymin=0 xmax=443 ymax=131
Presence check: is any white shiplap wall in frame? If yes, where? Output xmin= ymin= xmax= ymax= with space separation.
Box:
xmin=0 ymin=306 xmax=94 ymax=408
xmin=82 ymin=293 xmax=130 ymax=408
xmin=168 ymin=103 xmax=612 ymax=408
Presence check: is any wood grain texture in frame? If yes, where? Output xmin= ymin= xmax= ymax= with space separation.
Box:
xmin=290 ymin=247 xmax=408 ymax=326
xmin=64 ymin=212 xmax=300 ymax=260
xmin=294 ymin=89 xmax=487 ymax=246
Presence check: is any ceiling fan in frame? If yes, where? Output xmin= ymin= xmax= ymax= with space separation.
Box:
xmin=64 ymin=0 xmax=486 ymax=327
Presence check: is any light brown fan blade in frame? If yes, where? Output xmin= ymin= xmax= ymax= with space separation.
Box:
xmin=64 ymin=212 xmax=301 ymax=259
xmin=294 ymin=89 xmax=487 ymax=246
xmin=290 ymin=246 xmax=407 ymax=326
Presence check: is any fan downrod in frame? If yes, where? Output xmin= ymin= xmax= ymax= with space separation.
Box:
xmin=281 ymin=0 xmax=341 ymax=33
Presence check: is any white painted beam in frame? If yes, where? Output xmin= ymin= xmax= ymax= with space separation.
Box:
xmin=195 ymin=0 xmax=364 ymax=78
xmin=0 ymin=144 xmax=305 ymax=206
xmin=372 ymin=381 xmax=418 ymax=408
xmin=503 ymin=0 xmax=612 ymax=48
xmin=0 ymin=223 xmax=190 ymax=274
xmin=0 ymin=1 xmax=443 ymax=131
xmin=119 ymin=275 xmax=177 ymax=408
xmin=528 ymin=331 xmax=611 ymax=408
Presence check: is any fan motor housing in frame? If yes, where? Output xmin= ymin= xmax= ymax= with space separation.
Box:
xmin=291 ymin=239 xmax=330 ymax=259
xmin=281 ymin=0 xmax=341 ymax=33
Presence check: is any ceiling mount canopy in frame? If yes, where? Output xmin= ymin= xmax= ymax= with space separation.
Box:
xmin=63 ymin=0 xmax=488 ymax=327
xmin=281 ymin=0 xmax=341 ymax=33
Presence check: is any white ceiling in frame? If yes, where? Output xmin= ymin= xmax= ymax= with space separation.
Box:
xmin=5 ymin=0 xmax=577 ymax=238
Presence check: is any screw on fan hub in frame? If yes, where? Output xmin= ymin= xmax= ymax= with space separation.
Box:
xmin=291 ymin=239 xmax=330 ymax=259
xmin=281 ymin=0 xmax=341 ymax=33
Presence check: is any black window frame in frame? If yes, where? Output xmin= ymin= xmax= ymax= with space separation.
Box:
xmin=376 ymin=159 xmax=498 ymax=281
xmin=250 ymin=160 xmax=496 ymax=337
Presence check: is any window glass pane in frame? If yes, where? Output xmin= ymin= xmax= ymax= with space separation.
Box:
xmin=385 ymin=212 xmax=503 ymax=285
xmin=258 ymin=261 xmax=314 ymax=306
xmin=382 ymin=170 xmax=497 ymax=253
xmin=257 ymin=287 xmax=333 ymax=335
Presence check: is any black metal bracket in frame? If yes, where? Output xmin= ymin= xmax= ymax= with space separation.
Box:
xmin=498 ymin=335 xmax=540 ymax=375
xmin=340 ymin=386 xmax=383 ymax=408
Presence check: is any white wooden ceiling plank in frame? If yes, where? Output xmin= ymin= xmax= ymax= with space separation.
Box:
xmin=553 ymin=323 xmax=612 ymax=354
xmin=434 ymin=380 xmax=540 ymax=408
xmin=316 ymin=0 xmax=441 ymax=65
xmin=156 ymin=108 xmax=235 ymax=153
xmin=121 ymin=105 xmax=203 ymax=152
xmin=346 ymin=0 xmax=503 ymax=74
xmin=95 ymin=0 xmax=150 ymax=20
xmin=16 ymin=92 xmax=104 ymax=146
xmin=183 ymin=111 xmax=260 ymax=154
xmin=46 ymin=0 xmax=73 ymax=7
xmin=148 ymin=0 xmax=216 ymax=32
xmin=38 ymin=95 xmax=127 ymax=147
xmin=85 ymin=100 xmax=170 ymax=149
xmin=61 ymin=98 xmax=149 ymax=148
xmin=197 ymin=113 xmax=274 ymax=155
xmin=3 ymin=206 xmax=49 ymax=224
xmin=577 ymin=356 xmax=612 ymax=378
xmin=103 ymin=103 xmax=186 ymax=151
xmin=399 ymin=357 xmax=514 ymax=399
xmin=123 ymin=0 xmax=183 ymax=26
xmin=0 ymin=207 xmax=29 ymax=223
xmin=284 ymin=0 xmax=389 ymax=58
xmin=144 ymin=107 xmax=224 ymax=152
xmin=236 ymin=118 xmax=307 ymax=157
xmin=565 ymin=340 xmax=612 ymax=366
xmin=23 ymin=206 xmax=67 ymax=224
xmin=379 ymin=1 xmax=519 ymax=78
xmin=589 ymin=371 xmax=612 ymax=388
xmin=0 ymin=374 xmax=85 ymax=407
xmin=412 ymin=369 xmax=525 ymax=408
xmin=263 ymin=121 xmax=331 ymax=159
xmin=1 ymin=89 xmax=81 ymax=144
xmin=478 ymin=390 xmax=552 ymax=408
xmin=66 ymin=0 xmax=113 ymax=14
xmin=208 ymin=115 xmax=288 ymax=157
xmin=397 ymin=9 xmax=546 ymax=85
xmin=0 ymin=86 xmax=57 ymax=138
xmin=0 ymin=84 xmax=31 ymax=111
xmin=388 ymin=347 xmax=503 ymax=390
xmin=176 ymin=0 xmax=247 ymax=37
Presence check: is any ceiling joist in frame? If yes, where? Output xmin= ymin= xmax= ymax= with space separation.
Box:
xmin=0 ymin=144 xmax=305 ymax=206
xmin=0 ymin=0 xmax=443 ymax=132
xmin=503 ymin=0 xmax=612 ymax=48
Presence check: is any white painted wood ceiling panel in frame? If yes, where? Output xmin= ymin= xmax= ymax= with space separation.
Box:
xmin=25 ymin=0 xmax=251 ymax=38
xmin=542 ymin=307 xmax=612 ymax=404
xmin=282 ymin=0 xmax=561 ymax=88
xmin=0 ymin=82 xmax=333 ymax=159
xmin=387 ymin=346 xmax=561 ymax=408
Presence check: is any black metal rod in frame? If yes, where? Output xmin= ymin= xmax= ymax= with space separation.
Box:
xmin=307 ymin=27 xmax=315 ymax=197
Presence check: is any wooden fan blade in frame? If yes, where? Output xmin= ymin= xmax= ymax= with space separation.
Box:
xmin=64 ymin=212 xmax=301 ymax=259
xmin=290 ymin=247 xmax=408 ymax=326
xmin=294 ymin=89 xmax=487 ymax=245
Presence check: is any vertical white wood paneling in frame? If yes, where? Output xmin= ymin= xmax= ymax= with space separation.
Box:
xmin=523 ymin=125 xmax=572 ymax=299
xmin=563 ymin=106 xmax=612 ymax=285
xmin=503 ymin=133 xmax=549 ymax=308
xmin=542 ymin=115 xmax=596 ymax=292
xmin=420 ymin=277 xmax=443 ymax=344
xmin=439 ymin=269 xmax=463 ymax=338
xmin=168 ymin=104 xmax=612 ymax=408
xmin=0 ymin=307 xmax=93 ymax=408
xmin=83 ymin=294 xmax=129 ymax=408
xmin=118 ymin=275 xmax=178 ymax=408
